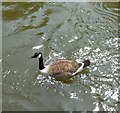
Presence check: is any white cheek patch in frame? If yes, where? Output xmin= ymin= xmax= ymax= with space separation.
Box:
xmin=37 ymin=54 xmax=41 ymax=58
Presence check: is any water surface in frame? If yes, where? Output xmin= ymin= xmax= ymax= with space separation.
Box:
xmin=2 ymin=2 xmax=119 ymax=111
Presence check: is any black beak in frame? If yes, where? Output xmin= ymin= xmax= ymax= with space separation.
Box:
xmin=31 ymin=55 xmax=35 ymax=58
xmin=29 ymin=55 xmax=35 ymax=59
xmin=30 ymin=52 xmax=40 ymax=59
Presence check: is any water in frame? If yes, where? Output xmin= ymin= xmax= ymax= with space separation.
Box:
xmin=2 ymin=2 xmax=119 ymax=111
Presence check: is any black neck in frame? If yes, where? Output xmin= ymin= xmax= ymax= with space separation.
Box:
xmin=38 ymin=55 xmax=45 ymax=70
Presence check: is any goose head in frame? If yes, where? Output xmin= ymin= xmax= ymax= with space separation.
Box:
xmin=31 ymin=52 xmax=42 ymax=59
xmin=31 ymin=52 xmax=45 ymax=70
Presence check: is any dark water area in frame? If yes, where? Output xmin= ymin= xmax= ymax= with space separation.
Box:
xmin=2 ymin=2 xmax=120 ymax=111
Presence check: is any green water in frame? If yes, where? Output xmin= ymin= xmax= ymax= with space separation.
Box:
xmin=2 ymin=2 xmax=119 ymax=111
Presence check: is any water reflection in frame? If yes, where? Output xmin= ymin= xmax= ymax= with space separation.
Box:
xmin=2 ymin=2 xmax=119 ymax=111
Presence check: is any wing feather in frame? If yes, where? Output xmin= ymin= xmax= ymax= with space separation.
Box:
xmin=48 ymin=60 xmax=79 ymax=76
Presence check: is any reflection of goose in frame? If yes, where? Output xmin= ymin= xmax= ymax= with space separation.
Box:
xmin=31 ymin=52 xmax=90 ymax=80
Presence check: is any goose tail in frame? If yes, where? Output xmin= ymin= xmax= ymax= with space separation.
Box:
xmin=83 ymin=59 xmax=90 ymax=68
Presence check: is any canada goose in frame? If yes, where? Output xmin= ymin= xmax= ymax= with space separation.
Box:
xmin=31 ymin=52 xmax=90 ymax=80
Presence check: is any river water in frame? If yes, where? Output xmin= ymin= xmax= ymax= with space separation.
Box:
xmin=2 ymin=2 xmax=119 ymax=111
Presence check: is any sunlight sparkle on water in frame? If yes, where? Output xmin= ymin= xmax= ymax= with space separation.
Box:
xmin=32 ymin=45 xmax=43 ymax=50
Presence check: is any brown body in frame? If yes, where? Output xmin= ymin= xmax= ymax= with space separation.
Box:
xmin=47 ymin=60 xmax=81 ymax=80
